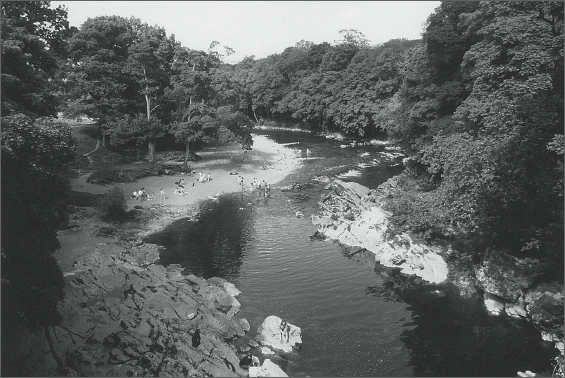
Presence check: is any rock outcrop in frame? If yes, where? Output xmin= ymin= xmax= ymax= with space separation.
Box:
xmin=10 ymin=244 xmax=250 ymax=377
xmin=312 ymin=178 xmax=564 ymax=375
xmin=249 ymin=358 xmax=289 ymax=377
xmin=255 ymin=316 xmax=302 ymax=353
xmin=312 ymin=179 xmax=448 ymax=284
xmin=475 ymin=250 xmax=545 ymax=302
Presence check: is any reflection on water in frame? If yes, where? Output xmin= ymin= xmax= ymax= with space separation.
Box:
xmin=145 ymin=130 xmax=555 ymax=376
xmin=145 ymin=194 xmax=256 ymax=278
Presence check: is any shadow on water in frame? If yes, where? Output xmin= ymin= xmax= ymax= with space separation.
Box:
xmin=144 ymin=194 xmax=256 ymax=279
xmin=343 ymin=247 xmax=556 ymax=376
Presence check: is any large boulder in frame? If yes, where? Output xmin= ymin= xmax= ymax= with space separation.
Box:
xmin=475 ymin=251 xmax=544 ymax=301
xmin=255 ymin=316 xmax=302 ymax=353
xmin=207 ymin=276 xmax=242 ymax=297
xmin=198 ymin=285 xmax=241 ymax=315
xmin=524 ymin=282 xmax=564 ymax=343
xmin=249 ymin=358 xmax=288 ymax=377
xmin=313 ymin=180 xmax=448 ymax=284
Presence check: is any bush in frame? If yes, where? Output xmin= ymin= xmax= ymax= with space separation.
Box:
xmin=98 ymin=186 xmax=127 ymax=221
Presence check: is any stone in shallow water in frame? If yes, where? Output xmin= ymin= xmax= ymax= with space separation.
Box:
xmin=483 ymin=292 xmax=505 ymax=315
xmin=261 ymin=346 xmax=275 ymax=355
xmin=249 ymin=359 xmax=288 ymax=377
xmin=256 ymin=315 xmax=302 ymax=353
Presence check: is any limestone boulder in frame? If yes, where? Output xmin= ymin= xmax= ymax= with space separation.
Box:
xmin=504 ymin=298 xmax=528 ymax=318
xmin=198 ymin=285 xmax=241 ymax=315
xmin=249 ymin=358 xmax=288 ymax=377
xmin=483 ymin=292 xmax=505 ymax=315
xmin=255 ymin=316 xmax=302 ymax=353
xmin=313 ymin=181 xmax=448 ymax=284
xmin=524 ymin=282 xmax=564 ymax=343
xmin=207 ymin=276 xmax=242 ymax=297
xmin=475 ymin=251 xmax=544 ymax=301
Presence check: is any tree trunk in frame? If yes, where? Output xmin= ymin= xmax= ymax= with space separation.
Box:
xmin=252 ymin=109 xmax=259 ymax=123
xmin=137 ymin=143 xmax=144 ymax=161
xmin=182 ymin=140 xmax=191 ymax=169
xmin=101 ymin=133 xmax=107 ymax=147
xmin=147 ymin=139 xmax=156 ymax=163
xmin=44 ymin=326 xmax=63 ymax=375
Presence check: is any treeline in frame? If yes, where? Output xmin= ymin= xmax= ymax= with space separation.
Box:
xmin=1 ymin=0 xmax=563 ymax=357
xmin=379 ymin=2 xmax=564 ymax=259
xmin=238 ymin=2 xmax=563 ymax=259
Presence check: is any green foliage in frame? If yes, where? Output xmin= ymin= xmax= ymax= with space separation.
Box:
xmin=98 ymin=186 xmax=128 ymax=221
xmin=383 ymin=187 xmax=445 ymax=241
xmin=1 ymin=1 xmax=73 ymax=118
xmin=169 ymin=104 xmax=252 ymax=149
xmin=380 ymin=1 xmax=564 ymax=256
xmin=1 ymin=113 xmax=75 ymax=333
xmin=108 ymin=114 xmax=167 ymax=150
xmin=63 ymin=15 xmax=139 ymax=124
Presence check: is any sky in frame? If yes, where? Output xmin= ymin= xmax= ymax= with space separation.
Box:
xmin=51 ymin=1 xmax=441 ymax=64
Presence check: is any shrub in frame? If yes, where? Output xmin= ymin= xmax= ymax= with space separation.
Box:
xmin=98 ymin=186 xmax=127 ymax=221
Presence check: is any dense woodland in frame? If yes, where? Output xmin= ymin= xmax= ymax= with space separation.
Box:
xmin=2 ymin=0 xmax=563 ymax=363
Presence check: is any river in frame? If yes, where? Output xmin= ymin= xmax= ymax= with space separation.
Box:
xmin=145 ymin=129 xmax=555 ymax=377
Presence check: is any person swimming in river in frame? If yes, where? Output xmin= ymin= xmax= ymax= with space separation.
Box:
xmin=280 ymin=319 xmax=290 ymax=343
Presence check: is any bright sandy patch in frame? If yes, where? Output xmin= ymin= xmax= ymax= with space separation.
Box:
xmin=70 ymin=134 xmax=302 ymax=210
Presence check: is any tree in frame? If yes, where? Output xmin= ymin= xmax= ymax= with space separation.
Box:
xmin=120 ymin=21 xmax=177 ymax=162
xmin=334 ymin=29 xmax=370 ymax=48
xmin=169 ymin=104 xmax=252 ymax=168
xmin=63 ymin=15 xmax=139 ymax=152
xmin=168 ymin=46 xmax=253 ymax=168
xmin=1 ymin=1 xmax=73 ymax=118
xmin=2 ymin=113 xmax=75 ymax=374
xmin=64 ymin=16 xmax=178 ymax=161
xmin=232 ymin=55 xmax=256 ymax=118
xmin=248 ymin=54 xmax=286 ymax=121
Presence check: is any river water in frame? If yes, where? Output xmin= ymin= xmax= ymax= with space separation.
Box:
xmin=146 ymin=129 xmax=555 ymax=377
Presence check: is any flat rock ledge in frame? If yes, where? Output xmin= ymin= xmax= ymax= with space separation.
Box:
xmin=249 ymin=358 xmax=289 ymax=377
xmin=312 ymin=179 xmax=448 ymax=284
xmin=255 ymin=315 xmax=302 ymax=354
xmin=11 ymin=244 xmax=251 ymax=377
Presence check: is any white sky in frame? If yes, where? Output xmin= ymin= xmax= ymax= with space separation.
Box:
xmin=52 ymin=1 xmax=441 ymax=63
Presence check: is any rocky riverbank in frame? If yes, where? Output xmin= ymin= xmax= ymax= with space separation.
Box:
xmin=312 ymin=178 xmax=564 ymax=374
xmin=4 ymin=134 xmax=303 ymax=377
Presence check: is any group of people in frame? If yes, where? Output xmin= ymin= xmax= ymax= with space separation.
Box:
xmin=251 ymin=178 xmax=271 ymax=197
xmin=174 ymin=178 xmax=186 ymax=195
xmin=198 ymin=172 xmax=211 ymax=183
xmin=237 ymin=176 xmax=271 ymax=197
xmin=132 ymin=188 xmax=154 ymax=201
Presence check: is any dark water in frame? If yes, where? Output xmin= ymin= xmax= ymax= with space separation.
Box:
xmin=146 ymin=130 xmax=556 ymax=377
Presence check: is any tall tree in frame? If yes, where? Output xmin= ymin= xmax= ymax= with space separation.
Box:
xmin=169 ymin=45 xmax=252 ymax=168
xmin=118 ymin=21 xmax=177 ymax=162
xmin=63 ymin=15 xmax=138 ymax=152
xmin=1 ymin=1 xmax=72 ymax=118
xmin=64 ymin=16 xmax=177 ymax=161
